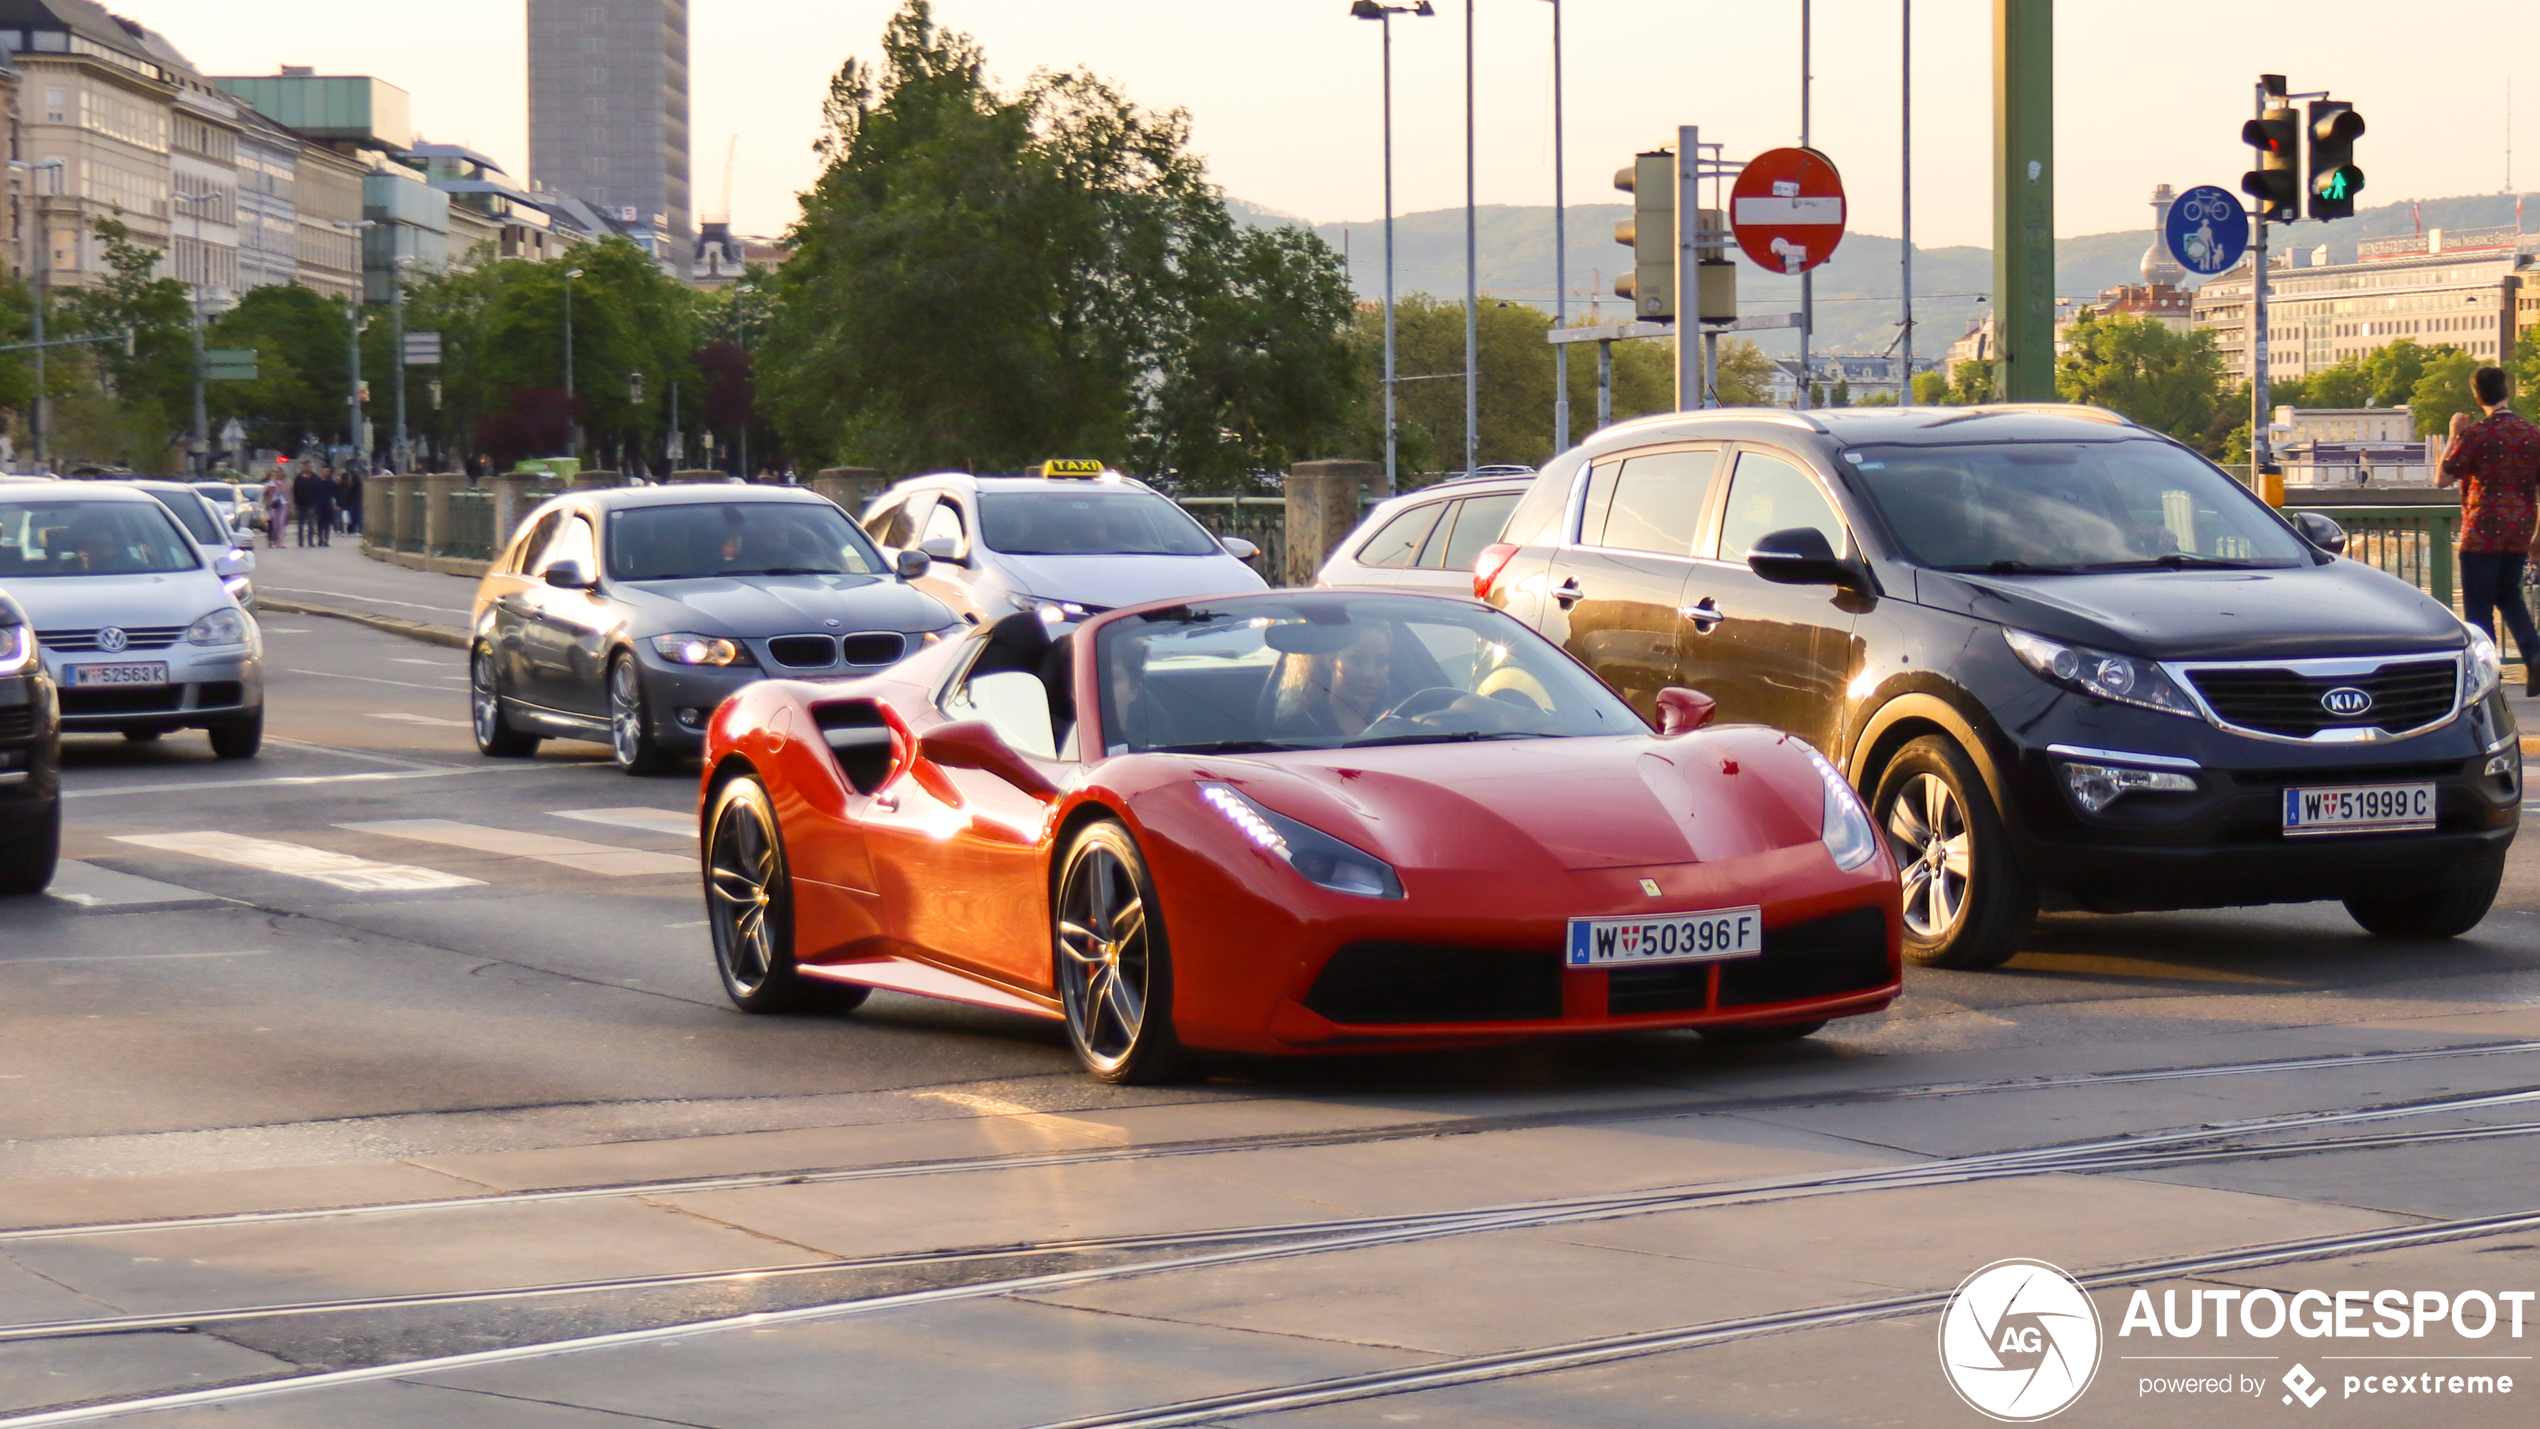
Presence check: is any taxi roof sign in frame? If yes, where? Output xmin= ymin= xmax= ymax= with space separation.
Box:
xmin=1040 ymin=459 xmax=1108 ymax=478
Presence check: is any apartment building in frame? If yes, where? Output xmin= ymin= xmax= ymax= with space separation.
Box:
xmin=2192 ymin=227 xmax=2537 ymax=386
xmin=528 ymin=0 xmax=690 ymax=256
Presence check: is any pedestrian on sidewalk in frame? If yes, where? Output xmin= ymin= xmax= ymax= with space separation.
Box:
xmin=263 ymin=477 xmax=290 ymax=552
xmin=2442 ymin=366 xmax=2540 ymax=697
xmin=292 ymin=465 xmax=317 ymax=546
xmin=342 ymin=471 xmax=363 ymax=537
xmin=311 ymin=470 xmax=337 ymax=547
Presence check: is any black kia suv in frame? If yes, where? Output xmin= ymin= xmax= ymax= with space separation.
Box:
xmin=0 ymin=589 xmax=60 ymax=893
xmin=1478 ymin=405 xmax=2518 ymax=968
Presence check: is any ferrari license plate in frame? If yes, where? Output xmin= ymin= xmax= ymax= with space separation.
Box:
xmin=1567 ymin=906 xmax=1763 ymax=967
xmin=63 ymin=661 xmax=168 ymax=687
xmin=2282 ymin=781 xmax=2436 ymax=836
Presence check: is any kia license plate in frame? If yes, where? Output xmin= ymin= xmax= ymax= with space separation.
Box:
xmin=2281 ymin=781 xmax=2436 ymax=836
xmin=64 ymin=662 xmax=168 ymax=687
xmin=1567 ymin=906 xmax=1763 ymax=967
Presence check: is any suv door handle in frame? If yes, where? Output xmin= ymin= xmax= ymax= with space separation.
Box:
xmin=1680 ymin=598 xmax=1725 ymax=632
xmin=1552 ymin=577 xmax=1584 ymax=609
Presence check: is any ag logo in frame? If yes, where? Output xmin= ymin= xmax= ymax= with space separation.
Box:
xmin=1938 ymin=1259 xmax=2101 ymax=1421
xmin=2320 ymin=686 xmax=2373 ymax=717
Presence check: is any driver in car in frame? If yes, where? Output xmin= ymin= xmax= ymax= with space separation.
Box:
xmin=1274 ymin=622 xmax=1403 ymax=739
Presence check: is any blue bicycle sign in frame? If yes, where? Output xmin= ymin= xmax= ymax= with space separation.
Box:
xmin=2165 ymin=185 xmax=2250 ymax=277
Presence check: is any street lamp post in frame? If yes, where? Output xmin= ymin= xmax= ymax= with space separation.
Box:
xmin=1462 ymin=0 xmax=1476 ymax=475
xmin=332 ymin=219 xmax=376 ymax=475
xmin=562 ymin=267 xmax=584 ymax=460
xmin=1540 ymin=0 xmax=1566 ymax=450
xmin=732 ymin=282 xmax=753 ymax=480
xmin=1350 ymin=0 xmax=1434 ymax=492
xmin=173 ymin=192 xmax=214 ymax=477
xmin=390 ymin=254 xmax=415 ymax=474
xmin=13 ymin=158 xmax=64 ymax=468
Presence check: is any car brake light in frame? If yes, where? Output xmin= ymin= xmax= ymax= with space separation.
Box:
xmin=1472 ymin=542 xmax=1521 ymax=601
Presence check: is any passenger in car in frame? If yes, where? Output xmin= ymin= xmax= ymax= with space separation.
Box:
xmin=1270 ymin=623 xmax=1409 ymax=739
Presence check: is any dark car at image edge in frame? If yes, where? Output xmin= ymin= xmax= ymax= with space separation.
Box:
xmin=1479 ymin=403 xmax=2518 ymax=968
xmin=0 ymin=590 xmax=61 ymax=893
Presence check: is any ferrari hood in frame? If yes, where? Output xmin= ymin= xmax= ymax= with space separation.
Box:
xmin=612 ymin=574 xmax=955 ymax=637
xmin=1211 ymin=733 xmax=1822 ymax=872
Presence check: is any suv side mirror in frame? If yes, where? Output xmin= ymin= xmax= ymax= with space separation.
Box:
xmin=2290 ymin=510 xmax=2347 ymax=555
xmin=1655 ymin=686 xmax=1716 ymax=736
xmin=918 ymin=719 xmax=1058 ymax=801
xmin=543 ymin=560 xmax=593 ymax=590
xmin=1746 ymin=527 xmax=1859 ymax=588
xmin=918 ymin=535 xmax=967 ymax=566
xmin=895 ymin=548 xmax=932 ymax=580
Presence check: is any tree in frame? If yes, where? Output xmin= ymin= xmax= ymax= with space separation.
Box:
xmin=205 ymin=284 xmax=350 ymax=455
xmin=1716 ymin=339 xmax=1776 ymax=406
xmin=2409 ymin=347 xmax=2483 ymax=436
xmin=52 ymin=215 xmax=191 ymax=469
xmin=2363 ymin=338 xmax=2438 ymax=410
xmin=2053 ymin=312 xmax=2227 ymax=449
xmin=1919 ymin=360 xmax=1991 ymax=406
xmin=2509 ymin=324 xmax=2539 ymax=404
xmin=2300 ymin=359 xmax=2372 ymax=409
xmin=1139 ymin=222 xmax=1358 ymax=489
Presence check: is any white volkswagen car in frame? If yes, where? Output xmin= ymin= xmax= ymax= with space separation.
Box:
xmin=858 ymin=463 xmax=1268 ymax=621
xmin=0 ymin=484 xmax=263 ymax=756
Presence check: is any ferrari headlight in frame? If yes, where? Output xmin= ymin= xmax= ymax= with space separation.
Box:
xmin=0 ymin=624 xmax=31 ymax=675
xmin=1200 ymin=782 xmax=1403 ymax=899
xmin=185 ymin=608 xmax=248 ymax=647
xmin=1804 ymin=748 xmax=1879 ymax=871
xmin=2462 ymin=622 xmax=2502 ymax=705
xmin=651 ymin=634 xmax=750 ymax=667
xmin=2004 ymin=628 xmax=2197 ymax=717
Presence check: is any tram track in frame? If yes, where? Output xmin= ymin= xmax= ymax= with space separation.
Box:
xmin=4 ymin=1082 xmax=2538 ymax=1425
xmin=10 ymin=1035 xmax=2535 ymax=1246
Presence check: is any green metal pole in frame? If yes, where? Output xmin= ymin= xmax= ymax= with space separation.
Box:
xmin=1991 ymin=0 xmax=2054 ymax=402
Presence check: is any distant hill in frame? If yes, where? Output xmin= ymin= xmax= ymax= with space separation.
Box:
xmin=1231 ymin=190 xmax=2536 ymax=357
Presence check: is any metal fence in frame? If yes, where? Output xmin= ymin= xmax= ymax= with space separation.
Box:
xmin=1174 ymin=496 xmax=1286 ymax=583
xmin=440 ymin=488 xmax=495 ymax=562
xmin=399 ymin=484 xmax=427 ymax=555
xmin=2291 ymin=504 xmax=2458 ymax=608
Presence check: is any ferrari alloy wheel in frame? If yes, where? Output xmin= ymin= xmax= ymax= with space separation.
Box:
xmin=704 ymin=775 xmax=864 ymax=1014
xmin=609 ymin=655 xmax=669 ymax=775
xmin=471 ymin=645 xmax=539 ymax=758
xmin=1871 ymin=736 xmax=2033 ymax=970
xmin=1054 ymin=820 xmax=1192 ymax=1084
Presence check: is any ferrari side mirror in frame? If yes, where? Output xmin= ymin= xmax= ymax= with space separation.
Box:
xmin=895 ymin=548 xmax=932 ymax=580
xmin=918 ymin=719 xmax=1059 ymax=801
xmin=1655 ymin=686 xmax=1715 ymax=736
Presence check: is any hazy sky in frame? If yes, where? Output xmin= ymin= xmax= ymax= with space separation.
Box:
xmin=170 ymin=1 xmax=2531 ymax=253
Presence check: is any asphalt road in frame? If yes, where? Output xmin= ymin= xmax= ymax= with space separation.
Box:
xmin=8 ymin=601 xmax=2540 ymax=1427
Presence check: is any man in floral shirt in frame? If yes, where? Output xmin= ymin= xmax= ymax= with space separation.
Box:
xmin=2442 ymin=366 xmax=2540 ymax=696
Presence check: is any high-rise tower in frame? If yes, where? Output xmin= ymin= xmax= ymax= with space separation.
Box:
xmin=527 ymin=0 xmax=690 ymax=254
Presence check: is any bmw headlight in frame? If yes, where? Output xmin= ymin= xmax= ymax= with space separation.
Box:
xmin=2461 ymin=622 xmax=2502 ymax=705
xmin=0 ymin=624 xmax=31 ymax=675
xmin=2003 ymin=628 xmax=2198 ymax=717
xmin=1200 ymin=782 xmax=1404 ymax=899
xmin=651 ymin=634 xmax=752 ymax=667
xmin=1803 ymin=748 xmax=1880 ymax=871
xmin=185 ymin=608 xmax=248 ymax=647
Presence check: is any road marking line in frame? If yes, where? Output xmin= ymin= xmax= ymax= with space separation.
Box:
xmin=285 ymin=668 xmax=448 ymax=692
xmin=262 ymin=737 xmax=462 ymax=771
xmin=258 ymin=586 xmax=469 ymax=617
xmin=337 ymin=819 xmax=694 ymax=876
xmin=65 ymin=768 xmax=490 ymax=798
xmin=365 ymin=712 xmax=471 ymax=728
xmin=551 ymin=807 xmax=697 ymax=839
xmin=390 ymin=658 xmax=459 ymax=667
xmin=112 ymin=833 xmax=483 ymax=892
xmin=3 ymin=950 xmax=273 ymax=966
xmin=911 ymin=1090 xmax=1131 ymax=1145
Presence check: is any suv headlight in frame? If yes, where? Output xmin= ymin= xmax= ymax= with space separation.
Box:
xmin=651 ymin=634 xmax=753 ymax=667
xmin=1200 ymin=782 xmax=1403 ymax=898
xmin=186 ymin=608 xmax=249 ymax=647
xmin=2004 ymin=628 xmax=2198 ymax=717
xmin=0 ymin=624 xmax=30 ymax=675
xmin=1803 ymin=747 xmax=1880 ymax=871
xmin=2461 ymin=623 xmax=2502 ymax=705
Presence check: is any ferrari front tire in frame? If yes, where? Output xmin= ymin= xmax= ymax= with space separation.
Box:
xmin=705 ymin=775 xmax=866 ymax=1015
xmin=1054 ymin=819 xmax=1193 ymax=1085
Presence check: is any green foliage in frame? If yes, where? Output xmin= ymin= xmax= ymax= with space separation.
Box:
xmin=205 ymin=284 xmax=351 ymax=452
xmin=2510 ymin=323 xmax=2539 ymax=404
xmin=2408 ymin=347 xmax=2483 ymax=436
xmin=52 ymin=215 xmax=191 ymax=468
xmin=1827 ymin=378 xmax=1851 ymax=408
xmin=765 ymin=1 xmax=1355 ymax=483
xmin=2362 ymin=338 xmax=2438 ymax=410
xmin=1715 ymin=338 xmax=1776 ymax=406
xmin=2053 ymin=311 xmax=2228 ymax=449
xmin=2300 ymin=359 xmax=2373 ymax=409
xmin=1856 ymin=390 xmax=1899 ymax=407
xmin=1920 ymin=360 xmax=1991 ymax=406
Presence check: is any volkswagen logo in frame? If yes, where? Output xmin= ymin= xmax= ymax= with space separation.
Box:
xmin=2320 ymin=686 xmax=2374 ymax=717
xmin=95 ymin=626 xmax=128 ymax=654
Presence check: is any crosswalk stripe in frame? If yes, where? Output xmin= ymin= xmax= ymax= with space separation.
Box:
xmin=550 ymin=807 xmax=697 ymax=839
xmin=112 ymin=833 xmax=483 ymax=892
xmin=337 ymin=819 xmax=694 ymax=877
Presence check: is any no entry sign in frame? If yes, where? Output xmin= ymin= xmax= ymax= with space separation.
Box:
xmin=1731 ymin=147 xmax=1847 ymax=275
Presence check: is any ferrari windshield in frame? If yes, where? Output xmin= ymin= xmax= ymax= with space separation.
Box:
xmin=1845 ymin=439 xmax=2310 ymax=572
xmin=0 ymin=498 xmax=198 ymax=577
xmin=606 ymin=501 xmax=885 ymax=581
xmin=1098 ymin=593 xmax=1643 ymax=753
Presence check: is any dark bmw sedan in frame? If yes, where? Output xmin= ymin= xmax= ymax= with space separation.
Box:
xmin=469 ymin=486 xmax=960 ymax=773
xmin=0 ymin=588 xmax=60 ymax=893
xmin=1480 ymin=405 xmax=2518 ymax=968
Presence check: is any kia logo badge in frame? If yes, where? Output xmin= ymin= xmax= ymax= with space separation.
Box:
xmin=2321 ymin=686 xmax=2373 ymax=717
xmin=95 ymin=626 xmax=127 ymax=653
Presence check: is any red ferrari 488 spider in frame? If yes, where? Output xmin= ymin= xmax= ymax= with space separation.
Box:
xmin=698 ymin=590 xmax=1901 ymax=1082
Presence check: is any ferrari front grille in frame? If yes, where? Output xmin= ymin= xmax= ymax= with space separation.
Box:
xmin=1712 ymin=908 xmax=1892 ymax=1010
xmin=1304 ymin=943 xmax=1563 ymax=1025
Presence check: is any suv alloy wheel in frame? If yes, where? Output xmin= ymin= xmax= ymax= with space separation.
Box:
xmin=1870 ymin=736 xmax=2036 ymax=968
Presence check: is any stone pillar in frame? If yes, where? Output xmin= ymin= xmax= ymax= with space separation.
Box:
xmin=811 ymin=466 xmax=888 ymax=518
xmin=382 ymin=473 xmax=413 ymax=557
xmin=362 ymin=472 xmax=398 ymax=556
xmin=490 ymin=473 xmax=548 ymax=554
xmin=1282 ymin=460 xmax=1386 ymax=587
xmin=568 ymin=469 xmax=620 ymax=492
xmin=421 ymin=472 xmax=464 ymax=560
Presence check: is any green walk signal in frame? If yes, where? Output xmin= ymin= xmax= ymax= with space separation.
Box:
xmin=2306 ymin=100 xmax=2365 ymax=221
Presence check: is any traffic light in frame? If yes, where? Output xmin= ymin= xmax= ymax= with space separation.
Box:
xmin=1613 ymin=151 xmax=1675 ymax=321
xmin=2307 ymin=100 xmax=2365 ymax=221
xmin=2241 ymin=105 xmax=2300 ymax=224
